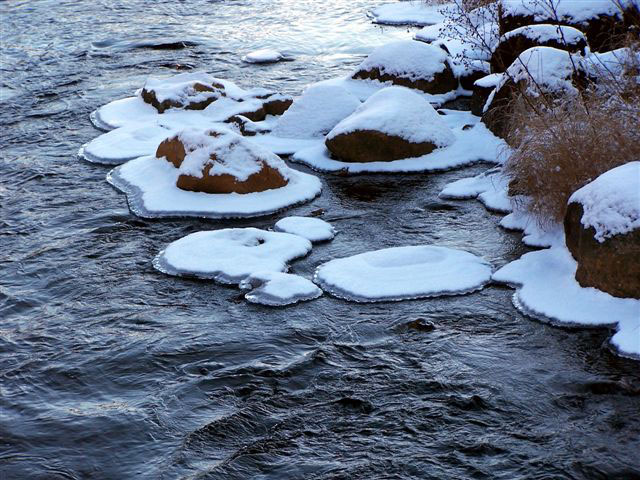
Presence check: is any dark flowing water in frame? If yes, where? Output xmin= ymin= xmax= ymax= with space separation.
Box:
xmin=1 ymin=1 xmax=639 ymax=479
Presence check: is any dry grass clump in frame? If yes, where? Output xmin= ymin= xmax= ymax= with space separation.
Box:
xmin=504 ymin=57 xmax=640 ymax=225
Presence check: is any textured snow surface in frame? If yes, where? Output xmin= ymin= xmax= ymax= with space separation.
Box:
xmin=568 ymin=161 xmax=640 ymax=242
xmin=475 ymin=73 xmax=504 ymax=88
xmin=274 ymin=216 xmax=335 ymax=242
xmin=585 ymin=48 xmax=640 ymax=78
xmin=369 ymin=2 xmax=453 ymax=26
xmin=107 ymin=154 xmax=321 ymax=219
xmin=499 ymin=24 xmax=586 ymax=45
xmin=315 ymin=245 xmax=492 ymax=302
xmin=500 ymin=0 xmax=629 ymax=24
xmin=493 ymin=245 xmax=640 ymax=358
xmin=242 ymin=49 xmax=285 ymax=64
xmin=154 ymin=228 xmax=312 ymax=284
xmin=293 ymin=109 xmax=505 ymax=174
xmin=172 ymin=128 xmax=288 ymax=181
xmin=240 ymin=271 xmax=322 ymax=306
xmin=327 ymin=86 xmax=455 ymax=147
xmin=500 ymin=210 xmax=563 ymax=247
xmin=439 ymin=167 xmax=512 ymax=213
xmin=272 ymin=84 xmax=361 ymax=139
xmin=355 ymin=40 xmax=450 ymax=82
xmin=143 ymin=71 xmax=221 ymax=104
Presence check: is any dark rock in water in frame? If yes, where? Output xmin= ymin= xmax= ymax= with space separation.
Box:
xmin=405 ymin=318 xmax=436 ymax=332
xmin=564 ymin=202 xmax=640 ymax=299
xmin=422 ymin=201 xmax=458 ymax=212
xmin=136 ymin=40 xmax=199 ymax=50
xmin=335 ymin=397 xmax=374 ymax=414
xmin=309 ymin=208 xmax=325 ymax=217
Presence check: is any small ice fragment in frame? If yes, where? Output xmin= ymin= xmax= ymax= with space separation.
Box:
xmin=242 ymin=49 xmax=286 ymax=64
xmin=274 ymin=216 xmax=335 ymax=243
xmin=240 ymin=271 xmax=322 ymax=306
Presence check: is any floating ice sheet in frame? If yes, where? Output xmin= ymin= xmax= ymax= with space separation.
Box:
xmin=107 ymin=155 xmax=322 ymax=219
xmin=154 ymin=228 xmax=312 ymax=284
xmin=314 ymin=245 xmax=492 ymax=302
xmin=292 ymin=110 xmax=505 ymax=174
xmin=240 ymin=271 xmax=322 ymax=306
xmin=493 ymin=245 xmax=640 ymax=359
xmin=274 ymin=216 xmax=335 ymax=243
xmin=439 ymin=167 xmax=512 ymax=213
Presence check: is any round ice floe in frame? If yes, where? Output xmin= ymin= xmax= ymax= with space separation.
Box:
xmin=242 ymin=49 xmax=286 ymax=64
xmin=240 ymin=271 xmax=322 ymax=306
xmin=107 ymin=153 xmax=321 ymax=219
xmin=314 ymin=245 xmax=492 ymax=302
xmin=274 ymin=216 xmax=335 ymax=242
xmin=272 ymin=83 xmax=361 ymax=139
xmin=154 ymin=228 xmax=312 ymax=284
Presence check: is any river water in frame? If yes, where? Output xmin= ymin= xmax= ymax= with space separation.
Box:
xmin=1 ymin=1 xmax=639 ymax=479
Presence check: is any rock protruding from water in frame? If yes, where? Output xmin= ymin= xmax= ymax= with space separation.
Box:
xmin=352 ymin=40 xmax=458 ymax=94
xmin=325 ymin=86 xmax=455 ymax=162
xmin=141 ymin=72 xmax=225 ymax=113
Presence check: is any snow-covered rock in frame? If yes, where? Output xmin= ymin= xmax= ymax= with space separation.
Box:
xmin=242 ymin=49 xmax=287 ymax=64
xmin=352 ymin=40 xmax=458 ymax=94
xmin=368 ymin=2 xmax=453 ymax=26
xmin=564 ymin=162 xmax=640 ymax=298
xmin=584 ymin=47 xmax=640 ymax=82
xmin=154 ymin=228 xmax=312 ymax=284
xmin=274 ymin=216 xmax=335 ymax=242
xmin=141 ymin=72 xmax=225 ymax=113
xmin=292 ymin=109 xmax=505 ymax=174
xmin=325 ymin=86 xmax=455 ymax=162
xmin=314 ymin=245 xmax=492 ymax=302
xmin=271 ymin=83 xmax=361 ymax=139
xmin=240 ymin=271 xmax=322 ymax=306
xmin=492 ymin=244 xmax=640 ymax=359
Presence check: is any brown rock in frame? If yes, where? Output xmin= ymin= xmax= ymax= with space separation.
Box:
xmin=459 ymin=61 xmax=490 ymax=91
xmin=352 ymin=65 xmax=458 ymax=95
xmin=156 ymin=136 xmax=189 ymax=168
xmin=177 ymin=163 xmax=288 ymax=194
xmin=325 ymin=130 xmax=438 ymax=163
xmin=564 ymin=202 xmax=640 ymax=298
xmin=141 ymin=82 xmax=224 ymax=113
xmin=490 ymin=25 xmax=587 ymax=73
xmin=262 ymin=95 xmax=294 ymax=116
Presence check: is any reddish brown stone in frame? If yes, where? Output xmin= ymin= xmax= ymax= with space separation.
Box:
xmin=262 ymin=96 xmax=293 ymax=116
xmin=177 ymin=163 xmax=288 ymax=194
xmin=564 ymin=202 xmax=640 ymax=299
xmin=352 ymin=64 xmax=458 ymax=94
xmin=156 ymin=136 xmax=188 ymax=168
xmin=141 ymin=82 xmax=224 ymax=113
xmin=326 ymin=130 xmax=438 ymax=163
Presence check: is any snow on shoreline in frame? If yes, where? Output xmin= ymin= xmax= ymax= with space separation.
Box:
xmin=368 ymin=2 xmax=454 ymax=26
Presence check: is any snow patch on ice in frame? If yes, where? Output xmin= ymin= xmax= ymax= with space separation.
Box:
xmin=315 ymin=245 xmax=492 ymax=302
xmin=568 ymin=161 xmax=640 ymax=242
xmin=274 ymin=216 xmax=336 ymax=243
xmin=499 ymin=209 xmax=563 ymax=247
xmin=240 ymin=271 xmax=322 ymax=306
xmin=439 ymin=167 xmax=512 ymax=213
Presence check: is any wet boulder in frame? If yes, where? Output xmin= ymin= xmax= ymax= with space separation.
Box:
xmin=352 ymin=40 xmax=458 ymax=94
xmin=156 ymin=129 xmax=289 ymax=194
xmin=490 ymin=24 xmax=587 ymax=73
xmin=564 ymin=162 xmax=640 ymax=299
xmin=325 ymin=86 xmax=455 ymax=162
xmin=498 ymin=0 xmax=639 ymax=52
xmin=141 ymin=72 xmax=225 ymax=113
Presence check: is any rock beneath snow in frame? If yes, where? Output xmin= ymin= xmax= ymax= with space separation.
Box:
xmin=154 ymin=228 xmax=312 ymax=284
xmin=274 ymin=216 xmax=335 ymax=242
xmin=141 ymin=72 xmax=226 ymax=113
xmin=352 ymin=41 xmax=458 ymax=95
xmin=240 ymin=271 xmax=322 ymax=306
xmin=272 ymin=83 xmax=361 ymax=138
xmin=564 ymin=162 xmax=640 ymax=299
xmin=498 ymin=0 xmax=638 ymax=52
xmin=471 ymin=73 xmax=502 ymax=116
xmin=458 ymin=60 xmax=490 ymax=91
xmin=261 ymin=93 xmax=294 ymax=116
xmin=314 ymin=245 xmax=492 ymax=302
xmin=241 ymin=49 xmax=286 ymax=64
xmin=155 ymin=128 xmax=289 ymax=194
xmin=490 ymin=24 xmax=587 ymax=73
xmin=325 ymin=86 xmax=455 ymax=162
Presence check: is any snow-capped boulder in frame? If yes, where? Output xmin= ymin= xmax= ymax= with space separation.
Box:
xmin=564 ymin=161 xmax=640 ymax=299
xmin=156 ymin=128 xmax=289 ymax=194
xmin=261 ymin=93 xmax=294 ymax=116
xmin=498 ymin=0 xmax=639 ymax=52
xmin=274 ymin=216 xmax=335 ymax=242
xmin=240 ymin=271 xmax=322 ymax=306
xmin=352 ymin=40 xmax=458 ymax=94
xmin=471 ymin=73 xmax=502 ymax=116
xmin=325 ymin=87 xmax=455 ymax=163
xmin=141 ymin=72 xmax=226 ymax=113
xmin=154 ymin=228 xmax=312 ymax=284
xmin=490 ymin=24 xmax=587 ymax=73
xmin=314 ymin=245 xmax=493 ymax=302
xmin=272 ymin=83 xmax=361 ymax=138
xmin=458 ymin=60 xmax=490 ymax=91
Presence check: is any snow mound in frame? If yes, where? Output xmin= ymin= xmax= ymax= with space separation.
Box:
xmin=274 ymin=216 xmax=335 ymax=243
xmin=272 ymin=84 xmax=361 ymax=139
xmin=242 ymin=49 xmax=286 ymax=64
xmin=107 ymin=154 xmax=321 ymax=219
xmin=584 ymin=47 xmax=640 ymax=80
xmin=439 ymin=167 xmax=512 ymax=213
xmin=327 ymin=86 xmax=455 ymax=147
xmin=315 ymin=245 xmax=492 ymax=302
xmin=154 ymin=228 xmax=312 ymax=284
xmin=568 ymin=161 xmax=640 ymax=242
xmin=240 ymin=271 xmax=322 ymax=306
xmin=500 ymin=23 xmax=586 ymax=45
xmin=493 ymin=245 xmax=640 ymax=359
xmin=292 ymin=109 xmax=505 ymax=174
xmin=500 ymin=0 xmax=628 ymax=25
xmin=143 ymin=71 xmax=221 ymax=106
xmin=368 ymin=2 xmax=453 ymax=26
xmin=354 ymin=40 xmax=450 ymax=83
